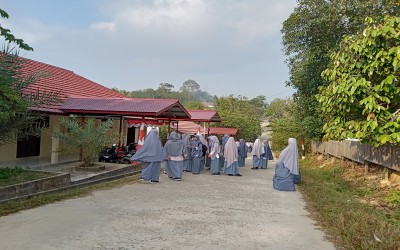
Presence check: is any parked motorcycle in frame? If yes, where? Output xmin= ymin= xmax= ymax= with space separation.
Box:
xmin=98 ymin=144 xmax=133 ymax=164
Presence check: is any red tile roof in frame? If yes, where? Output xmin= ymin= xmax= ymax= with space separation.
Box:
xmin=21 ymin=57 xmax=124 ymax=99
xmin=176 ymin=121 xmax=202 ymax=135
xmin=176 ymin=121 xmax=237 ymax=135
xmin=209 ymin=127 xmax=238 ymax=135
xmin=60 ymin=97 xmax=191 ymax=119
xmin=187 ymin=110 xmax=221 ymax=122
xmin=20 ymin=57 xmax=125 ymax=113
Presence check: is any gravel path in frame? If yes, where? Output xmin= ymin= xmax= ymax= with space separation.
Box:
xmin=0 ymin=159 xmax=336 ymax=250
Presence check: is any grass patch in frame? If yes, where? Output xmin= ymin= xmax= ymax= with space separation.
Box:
xmin=0 ymin=175 xmax=139 ymax=217
xmin=0 ymin=167 xmax=53 ymax=187
xmin=299 ymin=155 xmax=400 ymax=249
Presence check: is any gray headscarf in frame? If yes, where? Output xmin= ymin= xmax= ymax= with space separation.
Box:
xmin=164 ymin=131 xmax=184 ymax=157
xmin=208 ymin=135 xmax=220 ymax=159
xmin=197 ymin=134 xmax=208 ymax=149
xmin=277 ymin=138 xmax=299 ymax=175
xmin=221 ymin=134 xmax=229 ymax=148
xmin=224 ymin=137 xmax=238 ymax=168
xmin=131 ymin=129 xmax=167 ymax=162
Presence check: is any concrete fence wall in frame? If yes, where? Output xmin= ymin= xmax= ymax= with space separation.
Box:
xmin=311 ymin=140 xmax=400 ymax=172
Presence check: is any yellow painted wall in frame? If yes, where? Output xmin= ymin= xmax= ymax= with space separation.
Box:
xmin=0 ymin=140 xmax=17 ymax=162
xmin=0 ymin=116 xmax=131 ymax=163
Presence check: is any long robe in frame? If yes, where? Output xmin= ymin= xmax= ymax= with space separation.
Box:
xmin=272 ymin=161 xmax=295 ymax=191
xmin=140 ymin=162 xmax=161 ymax=182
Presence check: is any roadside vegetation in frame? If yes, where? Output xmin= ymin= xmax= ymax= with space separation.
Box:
xmin=299 ymin=154 xmax=400 ymax=249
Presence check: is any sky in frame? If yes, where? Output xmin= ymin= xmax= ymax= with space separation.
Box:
xmin=2 ymin=0 xmax=297 ymax=102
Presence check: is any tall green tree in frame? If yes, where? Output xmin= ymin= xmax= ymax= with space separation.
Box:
xmin=317 ymin=15 xmax=400 ymax=146
xmin=214 ymin=95 xmax=262 ymax=141
xmin=265 ymin=98 xmax=303 ymax=151
xmin=281 ymin=0 xmax=400 ymax=140
xmin=180 ymin=79 xmax=200 ymax=93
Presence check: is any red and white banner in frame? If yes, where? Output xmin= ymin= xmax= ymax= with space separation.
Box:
xmin=136 ymin=123 xmax=145 ymax=151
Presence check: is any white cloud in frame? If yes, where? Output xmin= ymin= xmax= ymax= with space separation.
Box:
xmin=90 ymin=22 xmax=115 ymax=32
xmin=93 ymin=0 xmax=209 ymax=33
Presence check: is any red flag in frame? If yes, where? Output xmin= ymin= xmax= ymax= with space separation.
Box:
xmin=136 ymin=123 xmax=145 ymax=151
xmin=197 ymin=125 xmax=201 ymax=135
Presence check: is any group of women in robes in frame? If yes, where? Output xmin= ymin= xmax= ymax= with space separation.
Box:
xmin=131 ymin=129 xmax=301 ymax=190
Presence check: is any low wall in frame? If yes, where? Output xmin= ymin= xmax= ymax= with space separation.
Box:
xmin=0 ymin=171 xmax=71 ymax=201
xmin=311 ymin=140 xmax=400 ymax=172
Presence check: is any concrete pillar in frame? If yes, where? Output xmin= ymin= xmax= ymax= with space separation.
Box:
xmin=50 ymin=121 xmax=60 ymax=164
xmin=364 ymin=162 xmax=369 ymax=174
xmin=383 ymin=167 xmax=389 ymax=181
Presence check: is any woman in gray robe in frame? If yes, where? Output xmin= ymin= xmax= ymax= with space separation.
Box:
xmin=190 ymin=135 xmax=203 ymax=174
xmin=182 ymin=134 xmax=192 ymax=172
xmin=208 ymin=135 xmax=221 ymax=175
xmin=220 ymin=134 xmax=229 ymax=170
xmin=237 ymin=139 xmax=247 ymax=167
xmin=131 ymin=128 xmax=167 ymax=183
xmin=164 ymin=131 xmax=184 ymax=181
xmin=223 ymin=136 xmax=242 ymax=176
xmin=272 ymin=138 xmax=301 ymax=191
xmin=261 ymin=139 xmax=273 ymax=169
xmin=251 ymin=138 xmax=265 ymax=169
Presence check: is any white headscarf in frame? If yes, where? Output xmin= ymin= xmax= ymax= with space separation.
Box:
xmin=277 ymin=138 xmax=299 ymax=175
xmin=251 ymin=139 xmax=265 ymax=158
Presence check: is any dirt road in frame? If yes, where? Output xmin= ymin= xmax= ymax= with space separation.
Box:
xmin=0 ymin=159 xmax=335 ymax=249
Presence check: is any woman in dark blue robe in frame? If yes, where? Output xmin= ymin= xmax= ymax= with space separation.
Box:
xmin=273 ymin=138 xmax=301 ymax=191
xmin=261 ymin=139 xmax=273 ymax=169
xmin=130 ymin=129 xmax=167 ymax=183
xmin=237 ymin=139 xmax=247 ymax=167
xmin=190 ymin=135 xmax=203 ymax=174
